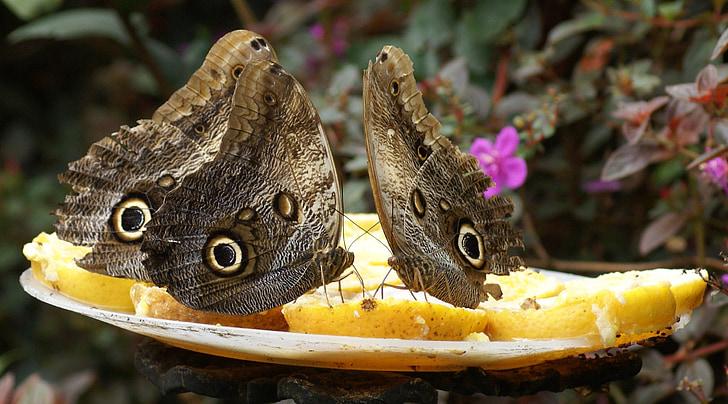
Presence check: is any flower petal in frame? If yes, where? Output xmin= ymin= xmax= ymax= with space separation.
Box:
xmin=495 ymin=126 xmax=519 ymax=156
xmin=469 ymin=138 xmax=494 ymax=157
xmin=483 ymin=181 xmax=502 ymax=198
xmin=500 ymin=157 xmax=527 ymax=188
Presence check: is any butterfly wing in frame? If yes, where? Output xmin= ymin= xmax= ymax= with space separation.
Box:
xmin=55 ymin=30 xmax=277 ymax=280
xmin=363 ymin=46 xmax=523 ymax=308
xmin=142 ymin=60 xmax=351 ymax=314
xmin=153 ymin=30 xmax=278 ymax=141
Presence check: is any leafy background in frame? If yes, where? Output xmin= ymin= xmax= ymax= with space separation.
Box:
xmin=1 ymin=0 xmax=727 ymax=402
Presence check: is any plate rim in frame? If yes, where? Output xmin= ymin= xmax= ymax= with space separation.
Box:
xmin=19 ymin=268 xmax=596 ymax=371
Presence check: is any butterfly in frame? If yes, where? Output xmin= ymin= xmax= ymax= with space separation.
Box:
xmin=362 ymin=46 xmax=524 ymax=308
xmin=141 ymin=60 xmax=353 ymax=314
xmin=55 ymin=30 xmax=277 ymax=281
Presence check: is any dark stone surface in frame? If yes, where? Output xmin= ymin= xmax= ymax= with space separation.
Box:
xmin=135 ymin=338 xmax=643 ymax=403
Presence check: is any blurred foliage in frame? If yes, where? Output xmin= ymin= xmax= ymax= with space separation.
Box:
xmin=1 ymin=0 xmax=728 ymax=402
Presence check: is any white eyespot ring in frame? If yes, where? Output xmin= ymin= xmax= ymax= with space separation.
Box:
xmin=456 ymin=221 xmax=485 ymax=270
xmin=110 ymin=196 xmax=152 ymax=242
xmin=390 ymin=79 xmax=400 ymax=96
xmin=203 ymin=233 xmax=255 ymax=277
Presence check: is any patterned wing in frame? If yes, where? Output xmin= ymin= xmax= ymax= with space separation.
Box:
xmin=142 ymin=60 xmax=351 ymax=314
xmin=54 ymin=30 xmax=278 ymax=280
xmin=363 ymin=46 xmax=523 ymax=308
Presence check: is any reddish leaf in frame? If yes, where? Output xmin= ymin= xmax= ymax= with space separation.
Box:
xmin=0 ymin=373 xmax=14 ymax=404
xmin=12 ymin=374 xmax=56 ymax=404
xmin=621 ymin=120 xmax=649 ymax=144
xmin=712 ymin=26 xmax=728 ymax=60
xmin=665 ymin=83 xmax=697 ymax=100
xmin=57 ymin=371 xmax=95 ymax=404
xmin=714 ymin=119 xmax=728 ymax=145
xmin=674 ymin=109 xmax=709 ymax=146
xmin=601 ymin=143 xmax=670 ymax=181
xmin=639 ymin=211 xmax=689 ymax=256
xmin=696 ymin=64 xmax=718 ymax=94
xmin=612 ymin=96 xmax=669 ymax=144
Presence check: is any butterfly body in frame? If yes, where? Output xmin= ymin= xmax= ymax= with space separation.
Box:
xmin=363 ymin=46 xmax=523 ymax=308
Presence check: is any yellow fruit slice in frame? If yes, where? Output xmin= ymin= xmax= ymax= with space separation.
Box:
xmin=480 ymin=269 xmax=706 ymax=347
xmin=130 ymin=283 xmax=287 ymax=330
xmin=283 ymin=291 xmax=487 ymax=340
xmin=597 ymin=269 xmax=706 ymax=315
xmin=23 ymin=232 xmax=136 ymax=312
xmin=485 ymin=270 xmax=564 ymax=301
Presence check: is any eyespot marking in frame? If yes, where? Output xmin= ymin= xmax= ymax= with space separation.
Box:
xmin=231 ymin=64 xmax=244 ymax=79
xmin=250 ymin=39 xmax=261 ymax=51
xmin=203 ymin=233 xmax=255 ymax=277
xmin=256 ymin=38 xmax=267 ymax=48
xmin=156 ymin=174 xmax=176 ymax=189
xmin=411 ymin=188 xmax=426 ymax=218
xmin=417 ymin=144 xmax=431 ymax=161
xmin=269 ymin=63 xmax=283 ymax=75
xmin=455 ymin=220 xmax=485 ymax=270
xmin=194 ymin=124 xmax=206 ymax=135
xmin=390 ymin=80 xmax=399 ymax=96
xmin=110 ymin=195 xmax=152 ymax=242
xmin=274 ymin=192 xmax=298 ymax=221
xmin=439 ymin=199 xmax=451 ymax=212
xmin=237 ymin=207 xmax=256 ymax=222
xmin=264 ymin=92 xmax=276 ymax=106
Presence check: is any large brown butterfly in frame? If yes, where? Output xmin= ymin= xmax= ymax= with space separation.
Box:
xmin=55 ymin=30 xmax=277 ymax=280
xmin=363 ymin=46 xmax=524 ymax=308
xmin=141 ymin=60 xmax=353 ymax=314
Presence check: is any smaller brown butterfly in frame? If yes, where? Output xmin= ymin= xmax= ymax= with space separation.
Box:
xmin=362 ymin=46 xmax=524 ymax=308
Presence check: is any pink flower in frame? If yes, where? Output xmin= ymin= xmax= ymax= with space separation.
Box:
xmin=309 ymin=24 xmax=324 ymax=41
xmin=702 ymin=154 xmax=728 ymax=195
xmin=470 ymin=126 xmax=528 ymax=198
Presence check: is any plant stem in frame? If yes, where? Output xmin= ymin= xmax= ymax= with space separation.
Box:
xmin=230 ymin=0 xmax=257 ymax=27
xmin=665 ymin=338 xmax=728 ymax=363
xmin=525 ymin=256 xmax=727 ymax=272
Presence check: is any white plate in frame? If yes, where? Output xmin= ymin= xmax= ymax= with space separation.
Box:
xmin=20 ymin=269 xmax=595 ymax=372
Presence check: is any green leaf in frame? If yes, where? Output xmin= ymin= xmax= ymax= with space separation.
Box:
xmin=7 ymin=8 xmax=129 ymax=44
xmin=453 ymin=13 xmax=493 ymax=74
xmin=657 ymin=0 xmax=684 ymax=20
xmin=652 ymin=159 xmax=684 ymax=186
xmin=683 ymin=28 xmax=716 ymax=81
xmin=515 ymin=2 xmax=542 ymax=50
xmin=146 ymin=38 xmax=184 ymax=88
xmin=404 ymin=0 xmax=454 ymax=51
xmin=468 ymin=0 xmax=527 ymax=43
xmin=546 ymin=12 xmax=607 ymax=45
xmin=2 ymin=0 xmax=61 ymax=21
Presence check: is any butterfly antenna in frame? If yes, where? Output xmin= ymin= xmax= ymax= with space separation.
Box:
xmin=373 ymin=266 xmax=395 ymax=300
xmin=333 ymin=207 xmax=392 ymax=254
xmin=319 ymin=261 xmax=332 ymax=308
xmin=350 ymin=263 xmax=373 ymax=300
